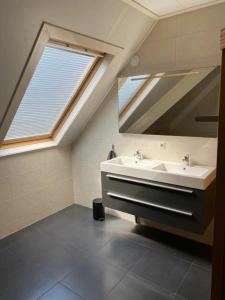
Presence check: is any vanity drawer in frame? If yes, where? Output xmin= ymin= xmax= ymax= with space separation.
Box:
xmin=101 ymin=172 xmax=215 ymax=233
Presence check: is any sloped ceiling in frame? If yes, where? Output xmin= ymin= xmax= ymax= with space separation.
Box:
xmin=122 ymin=0 xmax=225 ymax=18
xmin=0 ymin=0 xmax=155 ymax=146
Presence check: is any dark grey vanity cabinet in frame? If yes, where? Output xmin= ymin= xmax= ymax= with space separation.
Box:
xmin=101 ymin=172 xmax=216 ymax=234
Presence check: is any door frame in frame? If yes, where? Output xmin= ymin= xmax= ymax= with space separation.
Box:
xmin=211 ymin=28 xmax=225 ymax=300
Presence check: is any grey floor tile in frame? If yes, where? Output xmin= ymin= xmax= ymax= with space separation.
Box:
xmin=97 ymin=236 xmax=147 ymax=270
xmin=107 ymin=273 xmax=174 ymax=300
xmin=71 ymin=225 xmax=113 ymax=252
xmin=42 ymin=222 xmax=86 ymax=248
xmin=28 ymin=205 xmax=91 ymax=237
xmin=174 ymin=296 xmax=187 ymax=300
xmin=93 ymin=215 xmax=137 ymax=238
xmin=29 ymin=245 xmax=86 ymax=282
xmin=193 ymin=245 xmax=212 ymax=270
xmin=7 ymin=230 xmax=64 ymax=264
xmin=0 ymin=222 xmax=39 ymax=251
xmin=0 ymin=260 xmax=27 ymax=293
xmin=176 ymin=264 xmax=212 ymax=300
xmin=0 ymin=263 xmax=56 ymax=300
xmin=0 ymin=234 xmax=24 ymax=252
xmin=61 ymin=255 xmax=127 ymax=300
xmin=173 ymin=296 xmax=186 ymax=300
xmin=38 ymin=283 xmax=84 ymax=300
xmin=127 ymin=225 xmax=198 ymax=263
xmin=31 ymin=211 xmax=84 ymax=235
xmin=0 ymin=246 xmax=24 ymax=272
xmin=130 ymin=247 xmax=191 ymax=293
xmin=124 ymin=225 xmax=169 ymax=249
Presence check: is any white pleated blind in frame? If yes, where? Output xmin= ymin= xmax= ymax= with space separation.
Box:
xmin=118 ymin=76 xmax=147 ymax=113
xmin=5 ymin=45 xmax=96 ymax=141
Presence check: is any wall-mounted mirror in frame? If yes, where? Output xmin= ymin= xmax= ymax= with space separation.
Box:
xmin=118 ymin=66 xmax=220 ymax=137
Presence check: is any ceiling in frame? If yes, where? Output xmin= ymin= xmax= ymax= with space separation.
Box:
xmin=122 ymin=0 xmax=225 ymax=18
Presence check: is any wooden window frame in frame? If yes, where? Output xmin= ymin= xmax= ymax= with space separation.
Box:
xmin=2 ymin=47 xmax=102 ymax=148
xmin=0 ymin=22 xmax=122 ymax=149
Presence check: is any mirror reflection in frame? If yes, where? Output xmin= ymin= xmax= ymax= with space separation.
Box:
xmin=118 ymin=66 xmax=220 ymax=138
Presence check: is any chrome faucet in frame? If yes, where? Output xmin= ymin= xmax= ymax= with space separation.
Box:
xmin=134 ymin=150 xmax=143 ymax=163
xmin=182 ymin=154 xmax=191 ymax=167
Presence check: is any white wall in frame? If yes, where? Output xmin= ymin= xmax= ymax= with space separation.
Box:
xmin=122 ymin=3 xmax=225 ymax=76
xmin=72 ymin=3 xmax=225 ymax=244
xmin=0 ymin=146 xmax=73 ymax=238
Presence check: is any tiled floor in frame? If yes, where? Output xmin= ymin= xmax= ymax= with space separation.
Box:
xmin=0 ymin=204 xmax=212 ymax=300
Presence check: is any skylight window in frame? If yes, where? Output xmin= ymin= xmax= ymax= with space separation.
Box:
xmin=4 ymin=44 xmax=99 ymax=142
xmin=118 ymin=75 xmax=147 ymax=113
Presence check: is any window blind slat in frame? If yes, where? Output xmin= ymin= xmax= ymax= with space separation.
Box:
xmin=5 ymin=45 xmax=96 ymax=141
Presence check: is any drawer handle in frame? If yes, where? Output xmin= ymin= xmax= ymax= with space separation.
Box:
xmin=106 ymin=174 xmax=194 ymax=194
xmin=107 ymin=192 xmax=193 ymax=217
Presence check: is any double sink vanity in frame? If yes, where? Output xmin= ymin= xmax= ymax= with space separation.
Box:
xmin=101 ymin=155 xmax=216 ymax=234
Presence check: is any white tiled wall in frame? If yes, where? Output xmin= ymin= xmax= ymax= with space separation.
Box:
xmin=0 ymin=146 xmax=74 ymax=239
xmin=122 ymin=3 xmax=225 ymax=76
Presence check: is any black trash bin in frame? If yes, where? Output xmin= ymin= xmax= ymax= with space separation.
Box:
xmin=93 ymin=198 xmax=105 ymax=221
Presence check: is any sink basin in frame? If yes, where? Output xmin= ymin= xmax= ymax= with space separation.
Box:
xmin=106 ymin=156 xmax=157 ymax=168
xmin=152 ymin=163 xmax=209 ymax=177
xmin=101 ymin=156 xmax=216 ymax=190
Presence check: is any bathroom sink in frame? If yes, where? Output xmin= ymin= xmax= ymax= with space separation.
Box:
xmin=106 ymin=156 xmax=156 ymax=168
xmin=152 ymin=162 xmax=209 ymax=177
xmin=101 ymin=156 xmax=216 ymax=190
